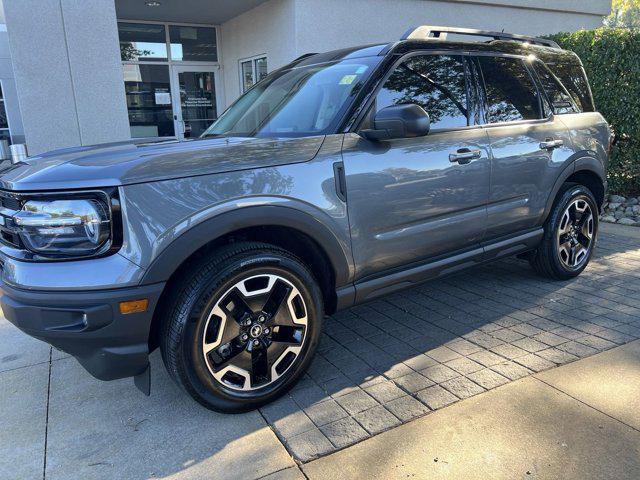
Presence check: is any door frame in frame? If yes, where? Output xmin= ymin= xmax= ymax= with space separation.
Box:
xmin=170 ymin=64 xmax=223 ymax=140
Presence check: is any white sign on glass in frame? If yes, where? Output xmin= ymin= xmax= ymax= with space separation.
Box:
xmin=155 ymin=91 xmax=171 ymax=105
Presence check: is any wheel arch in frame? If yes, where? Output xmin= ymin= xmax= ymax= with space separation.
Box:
xmin=142 ymin=206 xmax=352 ymax=348
xmin=542 ymin=156 xmax=606 ymax=221
xmin=142 ymin=205 xmax=351 ymax=285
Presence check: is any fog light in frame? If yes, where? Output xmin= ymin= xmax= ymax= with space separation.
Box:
xmin=119 ymin=299 xmax=149 ymax=315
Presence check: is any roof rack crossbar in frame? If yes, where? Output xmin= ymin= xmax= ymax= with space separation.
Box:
xmin=401 ymin=26 xmax=560 ymax=49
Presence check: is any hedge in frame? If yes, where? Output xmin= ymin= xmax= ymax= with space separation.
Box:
xmin=549 ymin=28 xmax=640 ymax=195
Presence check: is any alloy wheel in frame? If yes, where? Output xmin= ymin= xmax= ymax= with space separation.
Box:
xmin=556 ymin=197 xmax=594 ymax=270
xmin=201 ymin=273 xmax=308 ymax=391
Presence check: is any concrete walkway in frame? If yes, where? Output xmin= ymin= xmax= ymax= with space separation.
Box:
xmin=0 ymin=343 xmax=298 ymax=480
xmin=302 ymin=339 xmax=640 ymax=479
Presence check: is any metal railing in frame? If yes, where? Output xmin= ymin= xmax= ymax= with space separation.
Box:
xmin=401 ymin=26 xmax=560 ymax=49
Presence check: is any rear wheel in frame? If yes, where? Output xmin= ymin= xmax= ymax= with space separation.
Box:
xmin=530 ymin=184 xmax=598 ymax=280
xmin=160 ymin=242 xmax=323 ymax=412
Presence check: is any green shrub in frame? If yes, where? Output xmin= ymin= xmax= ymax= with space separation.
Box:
xmin=549 ymin=28 xmax=640 ymax=195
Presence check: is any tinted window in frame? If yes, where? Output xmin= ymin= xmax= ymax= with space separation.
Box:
xmin=169 ymin=26 xmax=217 ymax=62
xmin=532 ymin=62 xmax=578 ymax=115
xmin=549 ymin=63 xmax=594 ymax=112
xmin=478 ymin=56 xmax=541 ymax=123
xmin=376 ymin=55 xmax=468 ymax=130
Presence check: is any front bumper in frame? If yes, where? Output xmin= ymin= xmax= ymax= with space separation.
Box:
xmin=1 ymin=279 xmax=165 ymax=380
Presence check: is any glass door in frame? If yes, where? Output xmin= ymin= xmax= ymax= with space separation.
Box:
xmin=171 ymin=65 xmax=221 ymax=140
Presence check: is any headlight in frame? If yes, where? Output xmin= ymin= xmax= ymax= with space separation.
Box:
xmin=10 ymin=193 xmax=115 ymax=258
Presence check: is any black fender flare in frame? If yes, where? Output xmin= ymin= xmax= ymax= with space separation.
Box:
xmin=541 ymin=155 xmax=606 ymax=222
xmin=140 ymin=205 xmax=352 ymax=287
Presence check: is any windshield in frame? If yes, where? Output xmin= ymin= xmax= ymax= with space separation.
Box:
xmin=202 ymin=57 xmax=381 ymax=138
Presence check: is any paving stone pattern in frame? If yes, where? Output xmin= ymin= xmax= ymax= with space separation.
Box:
xmin=260 ymin=230 xmax=640 ymax=462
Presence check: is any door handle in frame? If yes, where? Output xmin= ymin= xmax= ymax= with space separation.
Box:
xmin=539 ymin=139 xmax=564 ymax=150
xmin=449 ymin=148 xmax=482 ymax=165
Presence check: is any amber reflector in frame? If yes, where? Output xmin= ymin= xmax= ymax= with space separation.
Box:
xmin=119 ymin=299 xmax=149 ymax=314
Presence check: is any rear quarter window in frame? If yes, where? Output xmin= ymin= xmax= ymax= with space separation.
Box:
xmin=532 ymin=61 xmax=578 ymax=115
xmin=547 ymin=63 xmax=595 ymax=112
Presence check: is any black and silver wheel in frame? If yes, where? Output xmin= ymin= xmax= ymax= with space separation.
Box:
xmin=556 ymin=196 xmax=595 ymax=271
xmin=160 ymin=242 xmax=322 ymax=412
xmin=203 ymin=273 xmax=308 ymax=391
xmin=530 ymin=184 xmax=599 ymax=280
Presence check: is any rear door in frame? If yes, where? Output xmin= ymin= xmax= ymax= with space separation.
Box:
xmin=473 ymin=55 xmax=575 ymax=241
xmin=342 ymin=53 xmax=492 ymax=280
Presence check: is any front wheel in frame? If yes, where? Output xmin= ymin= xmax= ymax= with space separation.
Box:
xmin=530 ymin=184 xmax=598 ymax=280
xmin=160 ymin=242 xmax=323 ymax=412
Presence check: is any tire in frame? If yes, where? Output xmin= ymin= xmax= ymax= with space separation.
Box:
xmin=530 ymin=184 xmax=599 ymax=280
xmin=160 ymin=242 xmax=323 ymax=412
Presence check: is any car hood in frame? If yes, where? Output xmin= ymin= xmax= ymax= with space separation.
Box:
xmin=0 ymin=136 xmax=326 ymax=191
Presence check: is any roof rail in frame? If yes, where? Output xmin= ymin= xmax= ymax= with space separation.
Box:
xmin=291 ymin=53 xmax=318 ymax=63
xmin=401 ymin=25 xmax=560 ymax=49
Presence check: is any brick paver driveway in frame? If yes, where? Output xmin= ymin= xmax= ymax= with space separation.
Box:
xmin=1 ymin=224 xmax=639 ymax=478
xmin=262 ymin=225 xmax=640 ymax=461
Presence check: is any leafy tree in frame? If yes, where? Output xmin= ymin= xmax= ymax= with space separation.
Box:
xmin=605 ymin=0 xmax=640 ymax=28
xmin=550 ymin=28 xmax=640 ymax=195
xmin=120 ymin=42 xmax=152 ymax=61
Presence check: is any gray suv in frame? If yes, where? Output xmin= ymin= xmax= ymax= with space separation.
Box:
xmin=2 ymin=27 xmax=610 ymax=412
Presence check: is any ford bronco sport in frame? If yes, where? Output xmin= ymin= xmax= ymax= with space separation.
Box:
xmin=2 ymin=26 xmax=610 ymax=412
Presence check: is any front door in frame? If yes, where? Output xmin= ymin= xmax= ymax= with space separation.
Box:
xmin=343 ymin=53 xmax=491 ymax=281
xmin=171 ymin=65 xmax=222 ymax=140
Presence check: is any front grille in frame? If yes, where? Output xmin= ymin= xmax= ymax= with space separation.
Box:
xmin=0 ymin=194 xmax=20 ymax=211
xmin=0 ymin=190 xmax=23 ymax=249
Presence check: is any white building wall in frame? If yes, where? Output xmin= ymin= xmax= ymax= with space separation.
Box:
xmin=4 ymin=0 xmax=129 ymax=155
xmin=219 ymin=0 xmax=296 ymax=107
xmin=445 ymin=0 xmax=610 ymax=16
xmin=293 ymin=0 xmax=608 ymax=54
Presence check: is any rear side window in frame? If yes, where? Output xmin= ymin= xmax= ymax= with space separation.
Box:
xmin=532 ymin=61 xmax=578 ymax=115
xmin=376 ymin=54 xmax=469 ymax=130
xmin=477 ymin=56 xmax=541 ymax=123
xmin=548 ymin=63 xmax=594 ymax=112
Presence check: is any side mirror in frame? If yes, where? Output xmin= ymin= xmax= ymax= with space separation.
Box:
xmin=362 ymin=104 xmax=430 ymax=141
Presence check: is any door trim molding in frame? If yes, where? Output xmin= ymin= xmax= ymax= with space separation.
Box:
xmin=352 ymin=228 xmax=543 ymax=304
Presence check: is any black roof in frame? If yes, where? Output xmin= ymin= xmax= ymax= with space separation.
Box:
xmin=288 ymin=38 xmax=580 ymax=70
xmin=388 ymin=39 xmax=579 ymax=64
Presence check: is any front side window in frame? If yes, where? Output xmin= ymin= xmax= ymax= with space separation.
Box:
xmin=478 ymin=56 xmax=541 ymax=123
xmin=376 ymin=55 xmax=469 ymax=130
xmin=204 ymin=57 xmax=380 ymax=138
xmin=532 ymin=61 xmax=578 ymax=115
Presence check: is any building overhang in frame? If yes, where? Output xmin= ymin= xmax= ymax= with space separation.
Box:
xmin=115 ymin=0 xmax=270 ymax=24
